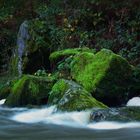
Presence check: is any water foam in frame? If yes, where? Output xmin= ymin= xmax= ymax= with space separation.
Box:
xmin=0 ymin=99 xmax=6 ymax=105
xmin=45 ymin=110 xmax=91 ymax=127
xmin=127 ymin=97 xmax=140 ymax=106
xmin=12 ymin=106 xmax=56 ymax=123
xmin=12 ymin=106 xmax=91 ymax=127
xmin=88 ymin=122 xmax=140 ymax=130
xmin=11 ymin=106 xmax=140 ymax=130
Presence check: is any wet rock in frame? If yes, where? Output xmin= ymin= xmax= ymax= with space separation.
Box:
xmin=90 ymin=107 xmax=140 ymax=122
xmin=48 ymin=79 xmax=107 ymax=111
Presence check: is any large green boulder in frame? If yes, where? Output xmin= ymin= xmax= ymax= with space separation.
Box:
xmin=71 ymin=49 xmax=133 ymax=106
xmin=48 ymin=79 xmax=107 ymax=111
xmin=5 ymin=75 xmax=55 ymax=107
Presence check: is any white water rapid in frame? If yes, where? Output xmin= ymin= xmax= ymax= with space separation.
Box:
xmin=0 ymin=99 xmax=6 ymax=105
xmin=11 ymin=105 xmax=140 ymax=130
xmin=127 ymin=97 xmax=140 ymax=106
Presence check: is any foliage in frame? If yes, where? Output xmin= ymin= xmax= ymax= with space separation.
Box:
xmin=0 ymin=0 xmax=42 ymax=73
xmin=25 ymin=0 xmax=140 ymax=66
xmin=1 ymin=0 xmax=140 ymax=74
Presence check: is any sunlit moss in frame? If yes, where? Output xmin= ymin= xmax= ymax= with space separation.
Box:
xmin=49 ymin=47 xmax=94 ymax=62
xmin=70 ymin=51 xmax=95 ymax=84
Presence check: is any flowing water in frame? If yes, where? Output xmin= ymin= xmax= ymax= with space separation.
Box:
xmin=0 ymin=98 xmax=140 ymax=140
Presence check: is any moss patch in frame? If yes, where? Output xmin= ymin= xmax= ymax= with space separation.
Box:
xmin=48 ymin=79 xmax=107 ymax=111
xmin=51 ymin=50 xmax=95 ymax=80
xmin=49 ymin=47 xmax=94 ymax=62
xmin=10 ymin=53 xmax=19 ymax=76
xmin=0 ymin=74 xmax=18 ymax=100
xmin=0 ymin=84 xmax=11 ymax=100
xmin=70 ymin=51 xmax=95 ymax=80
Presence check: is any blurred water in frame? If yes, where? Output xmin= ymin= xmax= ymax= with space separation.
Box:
xmin=0 ymin=105 xmax=140 ymax=140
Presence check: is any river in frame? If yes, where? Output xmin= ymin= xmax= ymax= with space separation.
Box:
xmin=0 ymin=100 xmax=140 ymax=140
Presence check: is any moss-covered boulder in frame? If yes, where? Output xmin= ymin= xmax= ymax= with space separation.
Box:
xmin=48 ymin=79 xmax=107 ymax=111
xmin=71 ymin=49 xmax=133 ymax=106
xmin=5 ymin=75 xmax=55 ymax=107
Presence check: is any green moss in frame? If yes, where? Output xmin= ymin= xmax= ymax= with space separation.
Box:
xmin=49 ymin=47 xmax=94 ymax=62
xmin=10 ymin=53 xmax=19 ymax=76
xmin=48 ymin=79 xmax=69 ymax=105
xmin=70 ymin=52 xmax=95 ymax=81
xmin=48 ymin=79 xmax=107 ymax=111
xmin=0 ymin=75 xmax=19 ymax=100
xmin=0 ymin=85 xmax=11 ymax=100
xmin=71 ymin=49 xmax=133 ymax=106
xmin=29 ymin=80 xmax=39 ymax=94
xmin=5 ymin=75 xmax=55 ymax=107
xmin=12 ymin=75 xmax=28 ymax=94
